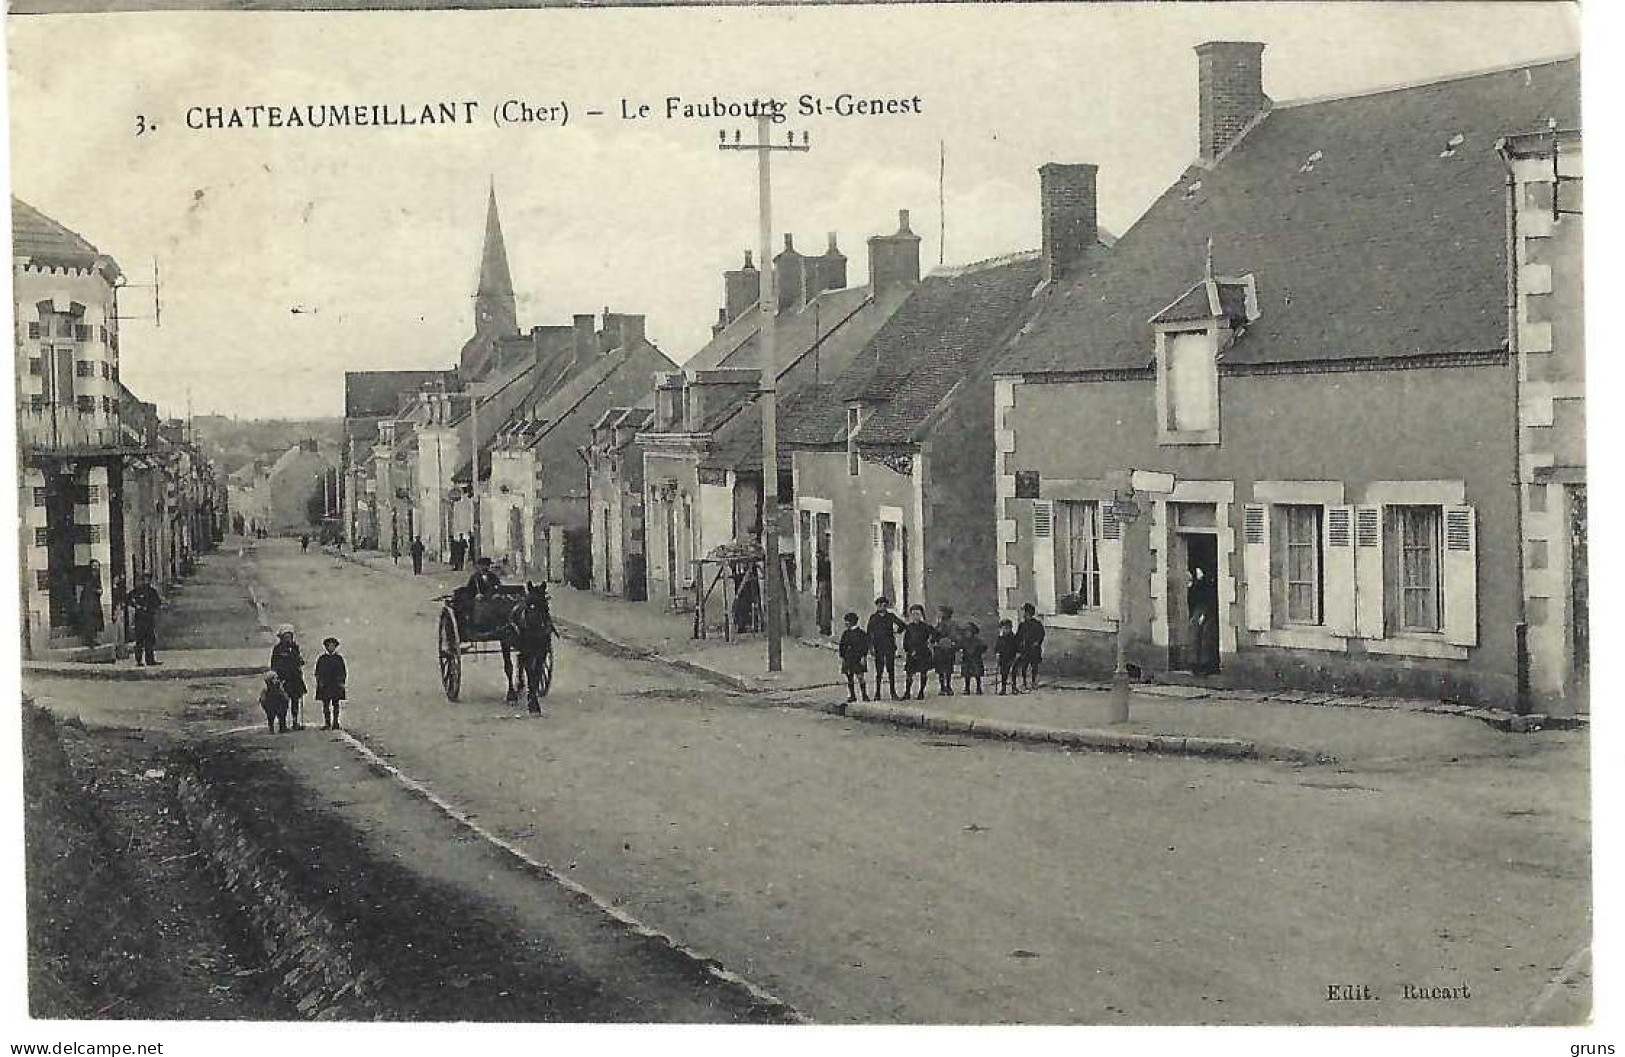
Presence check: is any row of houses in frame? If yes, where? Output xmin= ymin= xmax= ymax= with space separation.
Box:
xmin=226 ymin=438 xmax=339 ymax=537
xmin=346 ymin=42 xmax=1584 ymax=713
xmin=13 ymin=198 xmax=227 ymax=657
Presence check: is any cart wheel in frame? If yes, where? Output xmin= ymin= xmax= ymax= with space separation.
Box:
xmin=438 ymin=608 xmax=462 ymax=702
xmin=537 ymin=648 xmax=554 ymax=698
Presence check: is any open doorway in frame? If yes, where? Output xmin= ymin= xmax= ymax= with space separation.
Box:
xmin=1167 ymin=505 xmax=1221 ymax=674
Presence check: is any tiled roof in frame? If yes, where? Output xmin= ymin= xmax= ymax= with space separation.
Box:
xmin=455 ymin=339 xmax=674 ymax=481
xmin=12 ymin=199 xmax=119 ymax=277
xmin=825 ymin=253 xmax=1045 ymax=446
xmin=344 ymin=370 xmax=455 ymax=418
xmin=999 ymin=57 xmax=1580 ymax=375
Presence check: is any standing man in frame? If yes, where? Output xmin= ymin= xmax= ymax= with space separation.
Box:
xmin=410 ymin=535 xmax=426 ymax=575
xmin=126 ymin=573 xmax=163 ymax=666
xmin=866 ymin=596 xmax=907 ymax=701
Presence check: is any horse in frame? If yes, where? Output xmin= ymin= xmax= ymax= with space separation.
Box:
xmin=503 ymin=582 xmax=558 ymax=713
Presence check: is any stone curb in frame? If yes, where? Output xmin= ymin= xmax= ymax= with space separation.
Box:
xmin=835 ymin=699 xmax=1332 ymax=764
xmin=22 ymin=660 xmax=266 ymax=682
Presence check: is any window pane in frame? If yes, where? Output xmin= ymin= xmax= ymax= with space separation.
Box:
xmin=1281 ymin=505 xmax=1322 ymax=625
xmin=1168 ymin=332 xmax=1216 ymax=431
xmin=1397 ymin=506 xmax=1442 ymax=632
xmin=1061 ymin=500 xmax=1101 ymax=607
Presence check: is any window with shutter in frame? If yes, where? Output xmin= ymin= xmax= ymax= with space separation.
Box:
xmin=1032 ymin=500 xmax=1057 ymax=614
xmin=1354 ymin=505 xmax=1384 ymax=638
xmin=33 ymin=528 xmax=48 ymax=547
xmin=1443 ymin=505 xmax=1478 ymax=646
xmin=75 ymin=361 xmax=93 ymax=377
xmin=1100 ymin=500 xmax=1123 ymax=617
xmin=28 ymin=323 xmax=40 ymax=339
xmin=1323 ymin=505 xmax=1357 ymax=635
xmin=1242 ymin=503 xmax=1271 ymax=631
xmin=1279 ymin=505 xmax=1323 ymax=625
xmin=28 ymin=357 xmax=42 ymax=376
xmin=75 ymin=324 xmax=92 ymax=342
xmin=871 ymin=521 xmax=884 ymax=600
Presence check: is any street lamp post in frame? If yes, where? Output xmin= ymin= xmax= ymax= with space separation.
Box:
xmin=1108 ymin=484 xmax=1142 ymax=724
xmin=720 ymin=116 xmax=811 ymax=674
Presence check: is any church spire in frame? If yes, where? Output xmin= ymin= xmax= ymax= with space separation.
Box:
xmin=461 ymin=180 xmax=519 ymax=377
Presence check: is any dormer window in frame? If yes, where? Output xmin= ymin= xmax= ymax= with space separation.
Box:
xmin=1148 ymin=272 xmax=1258 ymax=447
xmin=1165 ymin=331 xmax=1217 ymax=433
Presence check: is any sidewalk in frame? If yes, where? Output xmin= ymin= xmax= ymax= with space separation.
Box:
xmin=328 ymin=547 xmax=1582 ymax=765
xmin=23 ymin=545 xmax=273 ymax=681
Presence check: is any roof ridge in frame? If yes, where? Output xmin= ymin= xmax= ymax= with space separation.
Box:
xmin=929 ymin=249 xmax=1041 ymax=279
xmin=1274 ymin=53 xmax=1578 ymax=111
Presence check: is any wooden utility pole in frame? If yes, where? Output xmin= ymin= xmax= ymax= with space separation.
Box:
xmin=720 ymin=115 xmax=810 ymax=674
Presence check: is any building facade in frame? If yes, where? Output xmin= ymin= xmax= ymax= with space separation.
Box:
xmin=1501 ymin=125 xmax=1586 ymax=711
xmin=994 ymin=45 xmax=1580 ymax=711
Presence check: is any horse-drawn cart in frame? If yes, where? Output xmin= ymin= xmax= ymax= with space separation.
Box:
xmin=436 ymin=583 xmax=555 ymax=704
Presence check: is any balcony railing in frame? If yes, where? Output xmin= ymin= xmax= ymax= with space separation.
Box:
xmin=16 ymin=405 xmax=121 ymax=451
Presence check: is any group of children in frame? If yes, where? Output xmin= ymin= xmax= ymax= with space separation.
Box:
xmin=838 ymin=597 xmax=1047 ymax=703
xmin=258 ymin=625 xmax=348 ymax=734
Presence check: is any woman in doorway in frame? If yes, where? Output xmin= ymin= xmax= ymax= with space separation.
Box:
xmin=1186 ymin=563 xmax=1220 ymax=675
xmin=77 ymin=560 xmax=105 ymax=648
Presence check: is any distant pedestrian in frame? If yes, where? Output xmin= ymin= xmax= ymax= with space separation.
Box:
xmin=866 ymin=597 xmax=906 ymax=701
xmin=77 ymin=560 xmax=105 ymax=648
xmin=391 ymin=536 xmax=401 ymax=565
xmin=410 ymin=536 xmax=426 ymax=575
xmin=259 ymin=672 xmax=290 ymax=734
xmin=1016 ymin=602 xmax=1046 ymax=690
xmin=960 ymin=622 xmax=986 ymax=695
xmin=932 ymin=605 xmax=960 ymax=696
xmin=450 ymin=534 xmax=465 ymax=571
xmin=901 ymin=604 xmax=935 ymax=701
xmin=995 ymin=618 xmax=1021 ymax=695
xmin=300 ymin=533 xmax=311 ymax=554
xmin=314 ymin=636 xmax=347 ymax=731
xmin=126 ymin=573 xmax=163 ymax=666
xmin=270 ymin=625 xmax=308 ymax=730
xmin=837 ymin=612 xmax=871 ymax=704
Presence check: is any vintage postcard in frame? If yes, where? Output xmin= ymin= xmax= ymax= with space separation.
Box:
xmin=2 ymin=0 xmax=1599 ymax=1045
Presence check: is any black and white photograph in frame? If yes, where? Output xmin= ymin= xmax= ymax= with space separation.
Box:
xmin=2 ymin=0 xmax=1606 ymax=1047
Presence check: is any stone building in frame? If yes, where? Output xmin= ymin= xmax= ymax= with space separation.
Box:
xmin=993 ymin=43 xmax=1580 ymax=710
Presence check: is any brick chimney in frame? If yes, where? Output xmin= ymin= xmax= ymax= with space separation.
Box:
xmin=868 ymin=209 xmax=922 ymax=298
xmin=572 ymin=313 xmax=597 ymax=371
xmin=686 ymin=368 xmax=760 ymax=432
xmin=1039 ymin=163 xmax=1098 ymax=285
xmin=712 ymin=307 xmax=729 ymax=339
xmin=723 ymin=251 xmax=758 ymax=323
xmin=614 ymin=313 xmax=646 ymax=349
xmin=652 ymin=371 xmax=685 ymax=432
xmin=774 ymin=234 xmax=807 ymax=313
xmin=1196 ymin=41 xmax=1268 ymax=166
xmin=805 ymin=232 xmax=848 ymax=301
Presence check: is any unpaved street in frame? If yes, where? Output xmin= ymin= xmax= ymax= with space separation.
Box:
xmin=29 ymin=540 xmax=1588 ymax=1024
xmin=169 ymin=539 xmax=1580 ymax=1025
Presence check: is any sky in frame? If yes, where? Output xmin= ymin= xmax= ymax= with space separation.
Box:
xmin=6 ymin=1 xmax=1581 ymax=419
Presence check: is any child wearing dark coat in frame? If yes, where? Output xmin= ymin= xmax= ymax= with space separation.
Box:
xmin=259 ymin=672 xmax=290 ymax=733
xmin=314 ymin=636 xmax=347 ymax=730
xmin=932 ymin=606 xmax=960 ymax=696
xmin=995 ymin=618 xmax=1021 ymax=695
xmin=1016 ymin=603 xmax=1046 ymax=690
xmin=270 ymin=626 xmax=307 ymax=730
xmin=959 ymin=622 xmax=986 ymax=695
xmin=837 ymin=613 xmax=871 ymax=703
xmin=901 ymin=604 xmax=936 ymax=701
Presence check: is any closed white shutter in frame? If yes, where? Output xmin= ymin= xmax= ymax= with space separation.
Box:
xmin=1242 ymin=503 xmax=1271 ymax=631
xmin=871 ymin=521 xmax=884 ymax=601
xmin=1354 ymin=504 xmax=1384 ymax=639
xmin=1443 ymin=505 xmax=1478 ymax=647
xmin=1100 ymin=500 xmax=1123 ymax=619
xmin=1323 ymin=505 xmax=1356 ymax=636
xmin=1032 ymin=500 xmax=1057 ymax=615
